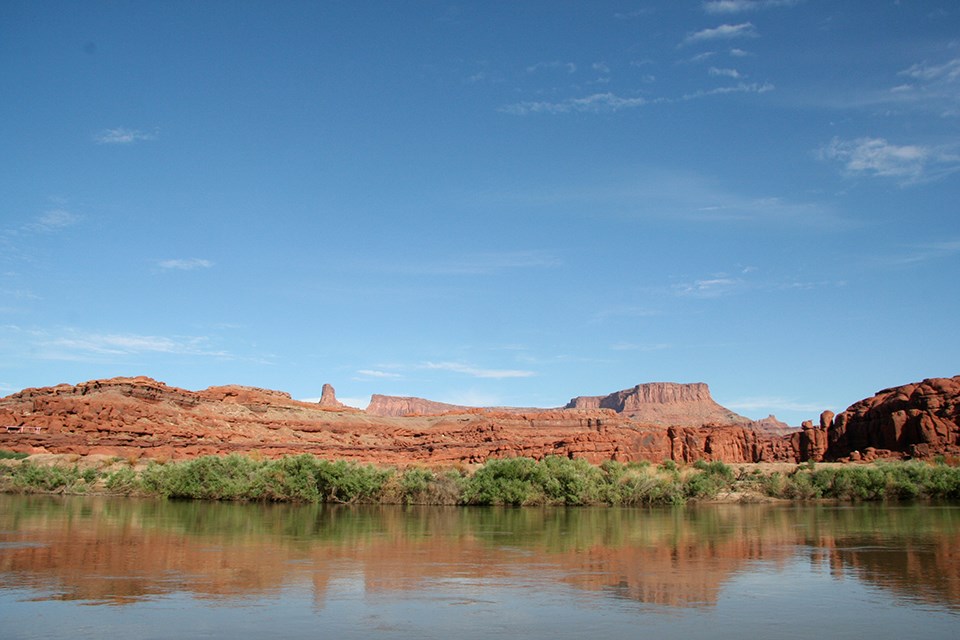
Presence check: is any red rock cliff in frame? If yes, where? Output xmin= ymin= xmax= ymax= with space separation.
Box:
xmin=0 ymin=376 xmax=799 ymax=465
xmin=565 ymin=382 xmax=750 ymax=427
xmin=825 ymin=376 xmax=960 ymax=460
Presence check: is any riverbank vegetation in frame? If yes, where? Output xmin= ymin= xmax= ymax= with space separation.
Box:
xmin=2 ymin=452 xmax=960 ymax=505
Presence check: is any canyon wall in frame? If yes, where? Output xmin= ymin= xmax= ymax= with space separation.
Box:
xmin=0 ymin=377 xmax=799 ymax=465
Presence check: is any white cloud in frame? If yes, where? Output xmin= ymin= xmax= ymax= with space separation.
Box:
xmin=157 ymin=258 xmax=214 ymax=271
xmin=46 ymin=332 xmax=228 ymax=358
xmin=394 ymin=250 xmax=561 ymax=275
xmin=709 ymin=67 xmax=743 ymax=78
xmin=610 ymin=342 xmax=672 ymax=352
xmin=674 ymin=276 xmax=742 ymax=298
xmin=422 ymin=361 xmax=535 ymax=379
xmin=726 ymin=396 xmax=825 ymax=414
xmin=615 ymin=8 xmax=655 ymax=20
xmin=682 ymin=81 xmax=773 ymax=99
xmin=703 ymin=0 xmax=800 ymax=13
xmin=94 ymin=127 xmax=157 ymax=144
xmin=899 ymin=58 xmax=960 ymax=83
xmin=500 ymin=92 xmax=652 ymax=115
xmin=890 ymin=239 xmax=960 ymax=265
xmin=28 ymin=209 xmax=81 ymax=232
xmin=682 ymin=23 xmax=757 ymax=46
xmin=482 ymin=168 xmax=845 ymax=228
xmin=356 ymin=369 xmax=402 ymax=379
xmin=526 ymin=61 xmax=577 ymax=74
xmin=437 ymin=390 xmax=504 ymax=407
xmin=820 ymin=136 xmax=960 ymax=184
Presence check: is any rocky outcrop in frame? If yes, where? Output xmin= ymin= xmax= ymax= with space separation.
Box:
xmin=366 ymin=395 xmax=470 ymax=417
xmin=318 ymin=384 xmax=345 ymax=409
xmin=0 ymin=376 xmax=799 ymax=465
xmin=565 ymin=382 xmax=750 ymax=427
xmin=824 ymin=376 xmax=960 ymax=461
xmin=749 ymin=414 xmax=797 ymax=436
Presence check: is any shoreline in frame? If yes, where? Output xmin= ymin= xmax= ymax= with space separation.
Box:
xmin=3 ymin=452 xmax=958 ymax=506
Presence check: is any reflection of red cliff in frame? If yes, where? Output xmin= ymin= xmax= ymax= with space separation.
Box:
xmin=4 ymin=500 xmax=958 ymax=611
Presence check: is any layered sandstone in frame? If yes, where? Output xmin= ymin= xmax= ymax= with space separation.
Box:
xmin=366 ymin=395 xmax=469 ymax=417
xmin=565 ymin=382 xmax=750 ymax=427
xmin=0 ymin=376 xmax=799 ymax=465
xmin=824 ymin=376 xmax=960 ymax=461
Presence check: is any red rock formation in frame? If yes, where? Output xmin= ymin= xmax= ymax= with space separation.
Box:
xmin=749 ymin=414 xmax=797 ymax=437
xmin=825 ymin=376 xmax=960 ymax=460
xmin=565 ymin=382 xmax=750 ymax=427
xmin=366 ymin=395 xmax=469 ymax=417
xmin=318 ymin=384 xmax=345 ymax=409
xmin=0 ymin=376 xmax=799 ymax=465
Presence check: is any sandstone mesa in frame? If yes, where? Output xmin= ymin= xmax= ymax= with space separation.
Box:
xmin=1 ymin=375 xmax=958 ymax=465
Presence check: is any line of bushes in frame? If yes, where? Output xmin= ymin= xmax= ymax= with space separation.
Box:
xmin=760 ymin=461 xmax=960 ymax=501
xmin=3 ymin=454 xmax=960 ymax=505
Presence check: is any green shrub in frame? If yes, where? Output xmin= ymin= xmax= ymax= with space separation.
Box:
xmin=659 ymin=459 xmax=678 ymax=472
xmin=399 ymin=467 xmax=435 ymax=504
xmin=461 ymin=457 xmax=542 ymax=506
xmin=105 ymin=466 xmax=139 ymax=493
xmin=314 ymin=459 xmax=393 ymax=503
xmin=11 ymin=463 xmax=83 ymax=492
xmin=0 ymin=449 xmax=29 ymax=460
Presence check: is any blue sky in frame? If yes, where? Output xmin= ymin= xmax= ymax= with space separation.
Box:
xmin=2 ymin=1 xmax=958 ymax=424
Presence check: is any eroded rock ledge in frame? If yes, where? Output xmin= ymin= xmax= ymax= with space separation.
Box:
xmin=1 ymin=375 xmax=957 ymax=465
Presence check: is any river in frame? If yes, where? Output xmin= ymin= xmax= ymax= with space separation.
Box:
xmin=1 ymin=495 xmax=958 ymax=639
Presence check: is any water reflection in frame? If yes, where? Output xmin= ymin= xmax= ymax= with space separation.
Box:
xmin=2 ymin=495 xmax=959 ymax=614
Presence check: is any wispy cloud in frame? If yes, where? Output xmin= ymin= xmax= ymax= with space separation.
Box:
xmin=682 ymin=81 xmax=773 ymax=99
xmin=726 ymin=396 xmax=824 ymax=415
xmin=615 ymin=8 xmax=655 ymax=20
xmin=820 ymin=137 xmax=960 ymax=184
xmin=437 ymin=390 xmax=504 ymax=407
xmin=94 ymin=127 xmax=157 ymax=144
xmin=0 ymin=325 xmax=233 ymax=363
xmin=893 ymin=57 xmax=960 ymax=116
xmin=889 ymin=239 xmax=960 ymax=265
xmin=394 ymin=250 xmax=561 ymax=275
xmin=682 ymin=22 xmax=757 ymax=46
xmin=422 ymin=361 xmax=535 ymax=379
xmin=591 ymin=306 xmax=660 ymax=323
xmin=703 ymin=0 xmax=801 ymax=14
xmin=46 ymin=332 xmax=228 ymax=358
xmin=481 ymin=169 xmax=846 ymax=229
xmin=526 ymin=61 xmax=577 ymax=74
xmin=898 ymin=58 xmax=960 ymax=83
xmin=709 ymin=67 xmax=743 ymax=79
xmin=674 ymin=276 xmax=743 ymax=298
xmin=610 ymin=342 xmax=672 ymax=352
xmin=356 ymin=369 xmax=403 ymax=379
xmin=157 ymin=258 xmax=214 ymax=271
xmin=27 ymin=209 xmax=82 ymax=233
xmin=500 ymin=92 xmax=651 ymax=115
